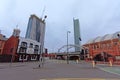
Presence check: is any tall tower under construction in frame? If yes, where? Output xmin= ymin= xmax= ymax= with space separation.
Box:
xmin=25 ymin=14 xmax=46 ymax=53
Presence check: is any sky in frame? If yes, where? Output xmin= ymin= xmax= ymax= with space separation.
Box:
xmin=1 ymin=0 xmax=120 ymax=53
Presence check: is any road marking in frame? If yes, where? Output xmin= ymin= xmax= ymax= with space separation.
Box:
xmin=39 ymin=78 xmax=119 ymax=80
xmin=40 ymin=79 xmax=47 ymax=80
xmin=40 ymin=79 xmax=119 ymax=80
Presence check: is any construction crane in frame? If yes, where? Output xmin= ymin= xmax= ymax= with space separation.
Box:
xmin=41 ymin=6 xmax=46 ymax=19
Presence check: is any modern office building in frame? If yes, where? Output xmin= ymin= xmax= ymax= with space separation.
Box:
xmin=73 ymin=19 xmax=81 ymax=52
xmin=25 ymin=14 xmax=46 ymax=54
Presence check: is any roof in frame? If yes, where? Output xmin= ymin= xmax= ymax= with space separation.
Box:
xmin=86 ymin=31 xmax=120 ymax=44
xmin=19 ymin=37 xmax=41 ymax=45
xmin=0 ymin=34 xmax=8 ymax=41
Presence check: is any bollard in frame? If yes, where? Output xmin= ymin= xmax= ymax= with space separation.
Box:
xmin=109 ymin=60 xmax=112 ymax=67
xmin=92 ymin=60 xmax=95 ymax=68
xmin=76 ymin=60 xmax=78 ymax=63
xmin=38 ymin=64 xmax=41 ymax=68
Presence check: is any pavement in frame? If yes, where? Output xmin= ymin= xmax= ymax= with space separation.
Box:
xmin=96 ymin=63 xmax=120 ymax=76
xmin=0 ymin=59 xmax=120 ymax=80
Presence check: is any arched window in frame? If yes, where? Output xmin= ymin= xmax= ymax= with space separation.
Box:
xmin=21 ymin=42 xmax=27 ymax=48
xmin=29 ymin=43 xmax=33 ymax=48
xmin=34 ymin=45 xmax=39 ymax=54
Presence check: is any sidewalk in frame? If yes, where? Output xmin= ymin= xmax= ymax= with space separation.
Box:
xmin=96 ymin=63 xmax=120 ymax=76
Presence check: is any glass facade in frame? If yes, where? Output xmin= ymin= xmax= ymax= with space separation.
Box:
xmin=73 ymin=19 xmax=81 ymax=52
xmin=36 ymin=19 xmax=41 ymax=42
xmin=25 ymin=15 xmax=46 ymax=54
xmin=26 ymin=18 xmax=32 ymax=38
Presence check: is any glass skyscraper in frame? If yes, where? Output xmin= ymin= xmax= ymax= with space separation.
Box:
xmin=25 ymin=14 xmax=46 ymax=53
xmin=73 ymin=19 xmax=81 ymax=52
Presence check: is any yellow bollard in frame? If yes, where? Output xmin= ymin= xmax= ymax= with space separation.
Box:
xmin=92 ymin=60 xmax=95 ymax=68
xmin=109 ymin=60 xmax=112 ymax=67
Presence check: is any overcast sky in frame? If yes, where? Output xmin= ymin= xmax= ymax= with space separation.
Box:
xmin=1 ymin=0 xmax=120 ymax=52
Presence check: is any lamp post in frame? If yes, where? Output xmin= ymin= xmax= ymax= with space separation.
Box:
xmin=67 ymin=31 xmax=71 ymax=64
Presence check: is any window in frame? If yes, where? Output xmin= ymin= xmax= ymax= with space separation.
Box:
xmin=19 ymin=48 xmax=26 ymax=53
xmin=32 ymin=55 xmax=36 ymax=59
xmin=21 ymin=42 xmax=27 ymax=48
xmin=10 ymin=48 xmax=13 ymax=53
xmin=34 ymin=45 xmax=39 ymax=49
xmin=34 ymin=45 xmax=39 ymax=54
xmin=0 ymin=49 xmax=1 ymax=53
xmin=29 ymin=43 xmax=33 ymax=48
xmin=114 ymin=42 xmax=118 ymax=45
xmin=0 ymin=43 xmax=1 ymax=48
xmin=23 ymin=55 xmax=26 ymax=59
xmin=96 ymin=45 xmax=99 ymax=49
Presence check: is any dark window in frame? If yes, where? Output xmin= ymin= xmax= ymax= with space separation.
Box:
xmin=34 ymin=45 xmax=39 ymax=54
xmin=19 ymin=48 xmax=26 ymax=53
xmin=10 ymin=48 xmax=13 ymax=53
xmin=114 ymin=42 xmax=117 ymax=45
xmin=29 ymin=43 xmax=33 ymax=48
xmin=21 ymin=42 xmax=27 ymax=48
xmin=24 ymin=55 xmax=26 ymax=59
xmin=0 ymin=49 xmax=1 ymax=53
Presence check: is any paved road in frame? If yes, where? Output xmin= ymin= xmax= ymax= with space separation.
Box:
xmin=0 ymin=59 xmax=120 ymax=80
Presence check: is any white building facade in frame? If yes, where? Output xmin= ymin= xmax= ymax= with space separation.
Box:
xmin=17 ymin=37 xmax=41 ymax=61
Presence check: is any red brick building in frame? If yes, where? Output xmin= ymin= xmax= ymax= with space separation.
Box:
xmin=0 ymin=29 xmax=20 ymax=62
xmin=0 ymin=34 xmax=8 ymax=62
xmin=0 ymin=34 xmax=7 ymax=55
xmin=0 ymin=26 xmax=47 ymax=62
xmin=83 ymin=31 xmax=120 ymax=61
xmin=2 ymin=36 xmax=19 ymax=62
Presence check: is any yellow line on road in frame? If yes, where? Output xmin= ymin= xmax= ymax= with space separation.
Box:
xmin=40 ymin=78 xmax=107 ymax=80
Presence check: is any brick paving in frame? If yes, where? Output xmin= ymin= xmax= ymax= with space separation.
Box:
xmin=0 ymin=60 xmax=120 ymax=80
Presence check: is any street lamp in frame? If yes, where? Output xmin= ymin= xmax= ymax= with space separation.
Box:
xmin=117 ymin=33 xmax=120 ymax=41
xmin=67 ymin=31 xmax=71 ymax=64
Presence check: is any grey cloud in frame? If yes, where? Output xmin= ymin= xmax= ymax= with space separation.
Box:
xmin=1 ymin=0 xmax=120 ymax=52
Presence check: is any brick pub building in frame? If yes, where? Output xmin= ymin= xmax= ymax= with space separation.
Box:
xmin=83 ymin=31 xmax=120 ymax=62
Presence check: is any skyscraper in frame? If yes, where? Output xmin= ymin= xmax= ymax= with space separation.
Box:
xmin=25 ymin=14 xmax=46 ymax=53
xmin=73 ymin=19 xmax=81 ymax=52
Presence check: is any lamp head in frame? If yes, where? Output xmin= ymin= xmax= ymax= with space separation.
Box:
xmin=68 ymin=31 xmax=71 ymax=33
xmin=117 ymin=33 xmax=120 ymax=37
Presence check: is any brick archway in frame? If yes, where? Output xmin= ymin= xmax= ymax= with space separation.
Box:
xmin=94 ymin=52 xmax=113 ymax=61
xmin=69 ymin=56 xmax=79 ymax=60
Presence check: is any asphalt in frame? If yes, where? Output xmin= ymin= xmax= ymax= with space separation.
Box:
xmin=0 ymin=59 xmax=120 ymax=80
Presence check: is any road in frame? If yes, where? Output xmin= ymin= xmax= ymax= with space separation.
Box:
xmin=0 ymin=59 xmax=120 ymax=80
